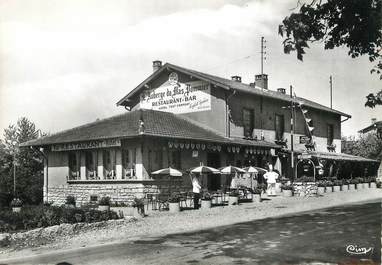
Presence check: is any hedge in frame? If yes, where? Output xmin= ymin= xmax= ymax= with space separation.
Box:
xmin=0 ymin=205 xmax=120 ymax=233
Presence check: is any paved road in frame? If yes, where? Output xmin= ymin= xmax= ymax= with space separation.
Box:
xmin=1 ymin=200 xmax=381 ymax=265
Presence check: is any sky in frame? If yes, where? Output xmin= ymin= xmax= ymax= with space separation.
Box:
xmin=0 ymin=0 xmax=380 ymax=139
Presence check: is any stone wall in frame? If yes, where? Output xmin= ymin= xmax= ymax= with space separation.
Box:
xmin=292 ymin=182 xmax=318 ymax=197
xmin=46 ymin=180 xmax=190 ymax=206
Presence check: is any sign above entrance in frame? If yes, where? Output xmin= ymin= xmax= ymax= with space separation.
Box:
xmin=299 ymin=136 xmax=311 ymax=144
xmin=139 ymin=79 xmax=211 ymax=114
xmin=52 ymin=139 xmax=121 ymax=152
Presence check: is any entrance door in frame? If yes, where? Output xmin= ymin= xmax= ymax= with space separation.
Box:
xmin=207 ymin=152 xmax=221 ymax=191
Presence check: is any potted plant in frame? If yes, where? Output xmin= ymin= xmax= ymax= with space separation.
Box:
xmin=131 ymin=197 xmax=145 ymax=217
xmin=370 ymin=176 xmax=377 ymax=188
xmin=333 ymin=180 xmax=342 ymax=192
xmin=349 ymin=178 xmax=357 ymax=190
xmin=252 ymin=188 xmax=262 ymax=203
xmin=342 ymin=179 xmax=349 ymax=191
xmin=98 ymin=196 xmax=111 ymax=211
xmin=65 ymin=195 xmax=76 ymax=208
xmin=228 ymin=189 xmax=239 ymax=205
xmin=168 ymin=193 xmax=181 ymax=213
xmin=324 ymin=180 xmax=333 ymax=192
xmin=317 ymin=181 xmax=326 ymax=195
xmin=201 ymin=191 xmax=212 ymax=209
xmin=363 ymin=177 xmax=370 ymax=189
xmin=281 ymin=184 xmax=293 ymax=197
xmin=10 ymin=198 xmax=22 ymax=213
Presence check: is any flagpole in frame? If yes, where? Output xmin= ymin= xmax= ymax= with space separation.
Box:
xmin=290 ymin=85 xmax=294 ymax=182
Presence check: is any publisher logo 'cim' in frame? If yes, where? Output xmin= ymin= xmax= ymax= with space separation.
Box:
xmin=346 ymin=244 xmax=373 ymax=255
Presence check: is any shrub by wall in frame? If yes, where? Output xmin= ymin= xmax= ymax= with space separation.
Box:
xmin=0 ymin=205 xmax=120 ymax=233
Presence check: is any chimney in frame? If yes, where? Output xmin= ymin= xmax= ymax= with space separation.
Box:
xmin=231 ymin=75 xmax=242 ymax=82
xmin=152 ymin=60 xmax=162 ymax=72
xmin=372 ymin=118 xmax=377 ymax=124
xmin=277 ymin=88 xmax=286 ymax=94
xmin=255 ymin=74 xmax=268 ymax=90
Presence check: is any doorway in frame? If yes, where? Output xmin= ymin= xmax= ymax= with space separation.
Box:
xmin=207 ymin=152 xmax=221 ymax=191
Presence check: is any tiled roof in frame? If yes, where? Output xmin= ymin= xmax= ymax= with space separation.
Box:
xmin=21 ymin=109 xmax=280 ymax=149
xmin=303 ymin=151 xmax=378 ymax=162
xmin=358 ymin=121 xmax=382 ymax=134
xmin=117 ymin=62 xmax=351 ymax=118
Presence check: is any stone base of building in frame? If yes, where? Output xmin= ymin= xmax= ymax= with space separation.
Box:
xmin=45 ymin=180 xmax=189 ymax=206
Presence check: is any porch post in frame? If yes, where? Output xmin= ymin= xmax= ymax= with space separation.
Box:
xmin=80 ymin=152 xmax=86 ymax=180
xmin=97 ymin=150 xmax=104 ymax=180
xmin=116 ymin=149 xmax=123 ymax=179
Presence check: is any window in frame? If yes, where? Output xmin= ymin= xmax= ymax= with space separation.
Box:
xmin=103 ymin=149 xmax=116 ymax=179
xmin=275 ymin=114 xmax=285 ymax=140
xmin=85 ymin=151 xmax=97 ymax=179
xmin=122 ymin=149 xmax=136 ymax=179
xmin=243 ymin=108 xmax=254 ymax=138
xmin=171 ymin=150 xmax=181 ymax=169
xmin=327 ymin=124 xmax=334 ymax=145
xmin=68 ymin=152 xmax=80 ymax=180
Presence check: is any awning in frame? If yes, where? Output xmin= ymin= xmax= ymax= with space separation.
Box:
xmin=299 ymin=151 xmax=378 ymax=163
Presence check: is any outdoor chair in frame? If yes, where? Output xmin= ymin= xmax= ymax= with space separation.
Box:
xmin=157 ymin=194 xmax=169 ymax=211
xmin=145 ymin=193 xmax=158 ymax=211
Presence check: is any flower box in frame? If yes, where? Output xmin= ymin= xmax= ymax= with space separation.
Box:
xmin=363 ymin=183 xmax=369 ymax=189
xmin=282 ymin=189 xmax=293 ymax=197
xmin=12 ymin=207 xmax=21 ymax=213
xmin=348 ymin=184 xmax=356 ymax=191
xmin=253 ymin=194 xmax=261 ymax=203
xmin=333 ymin=185 xmax=341 ymax=192
xmin=355 ymin=183 xmax=363 ymax=190
xmin=169 ymin=202 xmax=180 ymax=213
xmin=326 ymin=186 xmax=333 ymax=192
xmin=228 ymin=195 xmax=239 ymax=205
xmin=341 ymin=184 xmax=349 ymax=191
xmin=317 ymin=186 xmax=325 ymax=195
xmin=370 ymin=182 xmax=377 ymax=188
xmin=201 ymin=199 xmax=212 ymax=209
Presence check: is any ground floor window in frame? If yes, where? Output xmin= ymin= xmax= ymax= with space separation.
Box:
xmin=85 ymin=151 xmax=98 ymax=179
xmin=68 ymin=152 xmax=80 ymax=180
xmin=170 ymin=150 xmax=181 ymax=169
xmin=103 ymin=149 xmax=116 ymax=179
xmin=122 ymin=148 xmax=136 ymax=179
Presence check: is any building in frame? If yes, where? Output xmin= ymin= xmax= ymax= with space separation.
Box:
xmin=358 ymin=118 xmax=382 ymax=180
xmin=21 ymin=61 xmax=378 ymax=205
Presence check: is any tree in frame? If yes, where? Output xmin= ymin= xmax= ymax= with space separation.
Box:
xmin=279 ymin=0 xmax=382 ymax=107
xmin=342 ymin=133 xmax=382 ymax=161
xmin=0 ymin=118 xmax=44 ymax=205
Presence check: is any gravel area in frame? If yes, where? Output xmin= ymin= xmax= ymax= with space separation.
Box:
xmin=0 ymin=189 xmax=381 ymax=260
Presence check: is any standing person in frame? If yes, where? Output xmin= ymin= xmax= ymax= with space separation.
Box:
xmin=263 ymin=164 xmax=279 ymax=196
xmin=192 ymin=175 xmax=201 ymax=209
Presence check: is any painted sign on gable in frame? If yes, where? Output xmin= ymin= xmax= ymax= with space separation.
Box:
xmin=139 ymin=80 xmax=211 ymax=114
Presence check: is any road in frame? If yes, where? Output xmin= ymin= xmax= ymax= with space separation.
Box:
xmin=1 ymin=200 xmax=381 ymax=265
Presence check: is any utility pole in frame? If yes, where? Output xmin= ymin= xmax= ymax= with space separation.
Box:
xmin=290 ymin=85 xmax=295 ymax=181
xmin=260 ymin=37 xmax=266 ymax=75
xmin=329 ymin=75 xmax=333 ymax=109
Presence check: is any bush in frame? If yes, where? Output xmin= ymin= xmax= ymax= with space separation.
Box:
xmin=201 ymin=191 xmax=212 ymax=200
xmin=0 ymin=205 xmax=121 ymax=233
xmin=0 ymin=193 xmax=13 ymax=208
xmin=252 ymin=188 xmax=262 ymax=194
xmin=229 ymin=190 xmax=239 ymax=197
xmin=317 ymin=180 xmax=326 ymax=187
xmin=350 ymin=178 xmax=359 ymax=184
xmin=99 ymin=196 xmax=111 ymax=206
xmin=65 ymin=195 xmax=76 ymax=206
xmin=333 ymin=180 xmax=343 ymax=186
xmin=10 ymin=198 xmax=22 ymax=207
xmin=281 ymin=184 xmax=293 ymax=190
xmin=295 ymin=176 xmax=315 ymax=183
